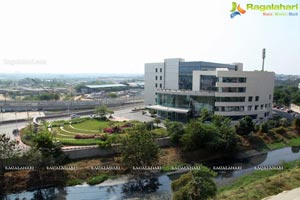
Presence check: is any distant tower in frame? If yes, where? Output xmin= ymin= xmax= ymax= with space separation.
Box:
xmin=262 ymin=48 xmax=266 ymax=71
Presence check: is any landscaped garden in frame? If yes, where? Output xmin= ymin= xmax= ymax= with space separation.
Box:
xmin=49 ymin=117 xmax=130 ymax=146
xmin=21 ymin=116 xmax=168 ymax=147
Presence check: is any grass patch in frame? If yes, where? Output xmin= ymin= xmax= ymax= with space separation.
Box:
xmin=287 ymin=137 xmax=300 ymax=146
xmin=66 ymin=178 xmax=83 ymax=186
xmin=87 ymin=174 xmax=109 ymax=185
xmin=72 ymin=119 xmax=112 ymax=131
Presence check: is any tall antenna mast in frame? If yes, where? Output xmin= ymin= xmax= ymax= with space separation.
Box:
xmin=262 ymin=48 xmax=266 ymax=71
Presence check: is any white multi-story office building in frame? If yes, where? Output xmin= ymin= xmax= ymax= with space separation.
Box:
xmin=145 ymin=58 xmax=275 ymax=121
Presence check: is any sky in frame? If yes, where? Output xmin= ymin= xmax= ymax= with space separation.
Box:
xmin=0 ymin=0 xmax=299 ymax=75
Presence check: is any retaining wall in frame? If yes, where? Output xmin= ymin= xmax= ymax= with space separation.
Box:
xmin=64 ymin=137 xmax=171 ymax=159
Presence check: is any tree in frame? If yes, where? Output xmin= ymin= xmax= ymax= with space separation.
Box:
xmin=165 ymin=121 xmax=184 ymax=145
xmin=172 ymin=165 xmax=217 ymax=200
xmin=94 ymin=105 xmax=112 ymax=119
xmin=181 ymin=120 xmax=216 ymax=151
xmin=199 ymin=108 xmax=212 ymax=122
xmin=107 ymin=93 xmax=117 ymax=98
xmin=235 ymin=116 xmax=255 ymax=135
xmin=211 ymin=115 xmax=237 ymax=152
xmin=32 ymin=130 xmax=65 ymax=166
xmin=0 ymin=134 xmax=20 ymax=198
xmin=121 ymin=125 xmax=159 ymax=170
xmin=153 ymin=118 xmax=161 ymax=127
xmin=260 ymin=122 xmax=269 ymax=133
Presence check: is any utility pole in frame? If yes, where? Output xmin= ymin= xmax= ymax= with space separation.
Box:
xmin=262 ymin=48 xmax=266 ymax=71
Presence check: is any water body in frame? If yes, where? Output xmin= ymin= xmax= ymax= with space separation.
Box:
xmin=6 ymin=146 xmax=300 ymax=200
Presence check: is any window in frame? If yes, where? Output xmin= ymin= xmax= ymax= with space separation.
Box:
xmin=155 ymin=68 xmax=158 ymax=72
xmin=215 ymin=106 xmax=244 ymax=112
xmin=222 ymin=77 xmax=247 ymax=83
xmin=160 ymin=83 xmax=162 ymax=88
xmin=222 ymin=87 xmax=246 ymax=93
xmin=155 ymin=83 xmax=157 ymax=88
xmin=248 ymin=106 xmax=252 ymax=111
xmin=255 ymin=105 xmax=258 ymax=110
xmin=160 ymin=76 xmax=162 ymax=80
xmin=261 ymin=105 xmax=264 ymax=109
xmin=160 ymin=68 xmax=162 ymax=72
xmin=155 ymin=76 xmax=158 ymax=80
xmin=215 ymin=97 xmax=245 ymax=102
xmin=269 ymin=94 xmax=272 ymax=100
xmin=255 ymin=96 xmax=259 ymax=101
xmin=265 ymin=104 xmax=268 ymax=108
xmin=248 ymin=96 xmax=253 ymax=102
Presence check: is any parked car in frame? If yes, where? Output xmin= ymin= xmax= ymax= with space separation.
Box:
xmin=70 ymin=114 xmax=80 ymax=119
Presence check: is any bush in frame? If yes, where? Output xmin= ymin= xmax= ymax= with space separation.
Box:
xmin=95 ymin=134 xmax=108 ymax=141
xmin=273 ymin=126 xmax=287 ymax=135
xmin=172 ymin=165 xmax=217 ymax=200
xmin=293 ymin=118 xmax=300 ymax=131
xmin=103 ymin=126 xmax=122 ymax=134
xmin=74 ymin=134 xmax=95 ymax=139
xmin=67 ymin=178 xmax=83 ymax=186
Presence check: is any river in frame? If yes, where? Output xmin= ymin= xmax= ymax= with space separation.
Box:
xmin=6 ymin=146 xmax=300 ymax=200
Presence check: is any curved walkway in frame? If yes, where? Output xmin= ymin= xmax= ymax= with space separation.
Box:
xmin=69 ymin=124 xmax=99 ymax=133
xmin=59 ymin=126 xmax=94 ymax=135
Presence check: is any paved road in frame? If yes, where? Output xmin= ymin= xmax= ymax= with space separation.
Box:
xmin=0 ymin=103 xmax=147 ymax=147
xmin=0 ymin=121 xmax=28 ymax=139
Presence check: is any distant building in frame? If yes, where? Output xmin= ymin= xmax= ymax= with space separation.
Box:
xmin=80 ymin=84 xmax=128 ymax=93
xmin=127 ymin=82 xmax=144 ymax=88
xmin=145 ymin=58 xmax=275 ymax=121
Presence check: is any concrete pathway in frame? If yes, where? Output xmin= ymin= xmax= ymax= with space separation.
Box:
xmin=263 ymin=187 xmax=300 ymax=200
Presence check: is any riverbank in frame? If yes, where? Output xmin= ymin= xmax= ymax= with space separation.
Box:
xmin=216 ymin=160 xmax=300 ymax=200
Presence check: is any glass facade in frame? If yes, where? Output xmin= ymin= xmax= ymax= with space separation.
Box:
xmin=200 ymin=75 xmax=217 ymax=91
xmin=178 ymin=62 xmax=235 ymax=90
xmin=156 ymin=93 xmax=215 ymax=114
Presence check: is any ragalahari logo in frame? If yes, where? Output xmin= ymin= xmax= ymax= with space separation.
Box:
xmin=230 ymin=2 xmax=246 ymax=18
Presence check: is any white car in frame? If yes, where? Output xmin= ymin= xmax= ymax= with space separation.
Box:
xmin=70 ymin=114 xmax=80 ymax=119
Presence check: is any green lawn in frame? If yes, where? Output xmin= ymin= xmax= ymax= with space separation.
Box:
xmin=50 ymin=118 xmax=128 ymax=146
xmin=72 ymin=119 xmax=114 ymax=131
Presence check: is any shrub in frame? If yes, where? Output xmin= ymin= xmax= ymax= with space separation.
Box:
xmin=292 ymin=118 xmax=300 ymax=131
xmin=67 ymin=178 xmax=83 ymax=186
xmin=103 ymin=127 xmax=114 ymax=134
xmin=95 ymin=134 xmax=108 ymax=141
xmin=74 ymin=134 xmax=95 ymax=139
xmin=103 ymin=126 xmax=122 ymax=134
xmin=273 ymin=126 xmax=287 ymax=135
